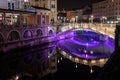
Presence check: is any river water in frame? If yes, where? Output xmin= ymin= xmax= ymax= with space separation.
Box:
xmin=0 ymin=29 xmax=114 ymax=80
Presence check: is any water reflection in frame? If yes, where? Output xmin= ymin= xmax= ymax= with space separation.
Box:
xmin=57 ymin=29 xmax=114 ymax=67
xmin=0 ymin=42 xmax=57 ymax=80
xmin=0 ymin=29 xmax=114 ymax=80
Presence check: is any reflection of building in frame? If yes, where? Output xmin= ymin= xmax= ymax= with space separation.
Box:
xmin=92 ymin=0 xmax=120 ymax=23
xmin=0 ymin=43 xmax=57 ymax=80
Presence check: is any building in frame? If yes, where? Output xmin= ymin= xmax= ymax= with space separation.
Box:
xmin=29 ymin=0 xmax=57 ymax=24
xmin=92 ymin=0 xmax=120 ymax=23
xmin=0 ymin=0 xmax=57 ymax=79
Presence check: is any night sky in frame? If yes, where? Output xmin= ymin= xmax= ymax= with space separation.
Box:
xmin=57 ymin=0 xmax=104 ymax=10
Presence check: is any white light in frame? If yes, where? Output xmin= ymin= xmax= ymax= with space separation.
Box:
xmin=57 ymin=60 xmax=60 ymax=63
xmin=90 ymin=51 xmax=94 ymax=54
xmin=15 ymin=75 xmax=19 ymax=80
xmin=24 ymin=0 xmax=29 ymax=2
xmin=60 ymin=57 xmax=63 ymax=60
xmin=90 ymin=68 xmax=93 ymax=73
xmin=75 ymin=64 xmax=78 ymax=68
xmin=84 ymin=50 xmax=87 ymax=53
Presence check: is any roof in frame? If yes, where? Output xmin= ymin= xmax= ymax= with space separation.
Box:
xmin=31 ymin=6 xmax=50 ymax=11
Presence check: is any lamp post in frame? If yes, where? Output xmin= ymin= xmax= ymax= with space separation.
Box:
xmin=91 ymin=15 xmax=94 ymax=24
xmin=102 ymin=16 xmax=107 ymax=24
xmin=89 ymin=15 xmax=94 ymax=28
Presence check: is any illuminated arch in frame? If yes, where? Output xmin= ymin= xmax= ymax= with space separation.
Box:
xmin=23 ymin=30 xmax=32 ymax=38
xmin=36 ymin=29 xmax=43 ymax=36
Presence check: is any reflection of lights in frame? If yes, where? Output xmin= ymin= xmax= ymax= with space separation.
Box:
xmin=84 ymin=50 xmax=87 ymax=53
xmin=85 ymin=54 xmax=88 ymax=58
xmin=62 ymin=51 xmax=66 ymax=56
xmin=75 ymin=63 xmax=78 ymax=68
xmin=91 ymin=60 xmax=96 ymax=64
xmin=58 ymin=29 xmax=114 ymax=67
xmin=99 ymin=59 xmax=105 ymax=63
xmin=86 ymin=43 xmax=88 ymax=46
xmin=90 ymin=67 xmax=93 ymax=73
xmin=58 ymin=60 xmax=60 ymax=63
xmin=60 ymin=57 xmax=63 ymax=60
xmin=75 ymin=57 xmax=79 ymax=62
xmin=83 ymin=60 xmax=88 ymax=64
xmin=15 ymin=75 xmax=19 ymax=80
xmin=48 ymin=55 xmax=50 ymax=58
xmin=90 ymin=50 xmax=94 ymax=54
xmin=91 ymin=39 xmax=93 ymax=41
xmin=69 ymin=55 xmax=72 ymax=59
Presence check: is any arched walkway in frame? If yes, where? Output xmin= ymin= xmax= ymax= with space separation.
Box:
xmin=8 ymin=31 xmax=20 ymax=41
xmin=23 ymin=30 xmax=32 ymax=39
xmin=36 ymin=29 xmax=43 ymax=36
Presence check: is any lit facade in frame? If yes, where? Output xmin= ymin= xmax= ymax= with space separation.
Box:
xmin=92 ymin=0 xmax=120 ymax=23
xmin=29 ymin=0 xmax=57 ymax=24
xmin=64 ymin=9 xmax=83 ymax=23
xmin=0 ymin=0 xmax=27 ymax=10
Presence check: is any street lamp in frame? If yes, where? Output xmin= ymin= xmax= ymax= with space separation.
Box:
xmin=102 ymin=16 xmax=107 ymax=23
xmin=75 ymin=16 xmax=78 ymax=23
xmin=91 ymin=15 xmax=94 ymax=24
xmin=89 ymin=15 xmax=94 ymax=28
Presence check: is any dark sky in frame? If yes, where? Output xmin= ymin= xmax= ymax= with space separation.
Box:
xmin=57 ymin=0 xmax=104 ymax=10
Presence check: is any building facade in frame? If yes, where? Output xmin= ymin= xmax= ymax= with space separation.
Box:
xmin=92 ymin=0 xmax=120 ymax=23
xmin=29 ymin=0 xmax=57 ymax=24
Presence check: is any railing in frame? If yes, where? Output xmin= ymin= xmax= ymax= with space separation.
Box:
xmin=59 ymin=23 xmax=115 ymax=39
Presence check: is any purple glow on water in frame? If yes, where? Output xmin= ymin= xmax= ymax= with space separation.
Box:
xmin=57 ymin=29 xmax=114 ymax=59
xmin=71 ymin=38 xmax=99 ymax=47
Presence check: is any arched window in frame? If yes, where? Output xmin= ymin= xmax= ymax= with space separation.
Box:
xmin=8 ymin=31 xmax=20 ymax=41
xmin=23 ymin=30 xmax=32 ymax=38
xmin=36 ymin=29 xmax=43 ymax=36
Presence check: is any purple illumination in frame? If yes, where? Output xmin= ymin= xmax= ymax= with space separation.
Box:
xmin=57 ymin=29 xmax=114 ymax=59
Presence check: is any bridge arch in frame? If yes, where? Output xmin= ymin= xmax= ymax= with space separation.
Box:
xmin=0 ymin=33 xmax=4 ymax=43
xmin=36 ymin=29 xmax=43 ymax=36
xmin=7 ymin=30 xmax=20 ymax=41
xmin=23 ymin=30 xmax=33 ymax=39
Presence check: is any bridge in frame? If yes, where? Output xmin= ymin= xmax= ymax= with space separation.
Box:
xmin=57 ymin=23 xmax=116 ymax=67
xmin=59 ymin=23 xmax=115 ymax=39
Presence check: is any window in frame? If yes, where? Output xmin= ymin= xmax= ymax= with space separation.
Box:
xmin=12 ymin=3 xmax=14 ymax=10
xmin=8 ymin=2 xmax=11 ymax=9
xmin=51 ymin=4 xmax=55 ymax=8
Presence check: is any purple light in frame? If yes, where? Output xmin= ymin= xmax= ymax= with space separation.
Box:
xmin=57 ymin=29 xmax=114 ymax=60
